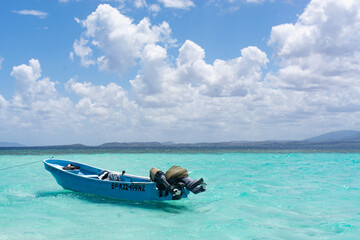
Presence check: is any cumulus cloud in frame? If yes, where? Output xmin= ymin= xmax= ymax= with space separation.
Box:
xmin=11 ymin=59 xmax=43 ymax=97
xmin=131 ymin=40 xmax=268 ymax=107
xmin=1 ymin=59 xmax=73 ymax=137
xmin=267 ymin=0 xmax=360 ymax=91
xmin=3 ymin=46 xmax=269 ymax=144
xmin=63 ymin=78 xmax=143 ymax=143
xmin=70 ymin=0 xmax=360 ymax=141
xmin=0 ymin=57 xmax=142 ymax=145
xmin=65 ymin=78 xmax=136 ymax=115
xmin=127 ymin=42 xmax=284 ymax=141
xmin=72 ymin=38 xmax=95 ymax=67
xmin=263 ymin=0 xmax=360 ymax=138
xmin=72 ymin=4 xmax=175 ymax=73
xmin=12 ymin=10 xmax=48 ymax=19
xmin=3 ymin=0 xmax=360 ymax=145
xmin=126 ymin=40 xmax=280 ymax=142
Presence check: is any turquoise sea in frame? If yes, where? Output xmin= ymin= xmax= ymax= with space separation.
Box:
xmin=1 ymin=150 xmax=360 ymax=239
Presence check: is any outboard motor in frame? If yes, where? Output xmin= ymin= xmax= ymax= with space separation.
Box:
xmin=179 ymin=176 xmax=206 ymax=194
xmin=150 ymin=166 xmax=206 ymax=199
xmin=150 ymin=168 xmax=184 ymax=200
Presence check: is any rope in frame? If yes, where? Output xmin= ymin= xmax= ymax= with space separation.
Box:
xmin=0 ymin=160 xmax=41 ymax=171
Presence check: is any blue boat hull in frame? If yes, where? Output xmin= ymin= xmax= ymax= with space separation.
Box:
xmin=43 ymin=159 xmax=189 ymax=201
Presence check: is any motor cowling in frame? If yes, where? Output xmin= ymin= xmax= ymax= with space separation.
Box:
xmin=150 ymin=166 xmax=206 ymax=199
xmin=150 ymin=167 xmax=184 ymax=200
xmin=165 ymin=166 xmax=206 ymax=194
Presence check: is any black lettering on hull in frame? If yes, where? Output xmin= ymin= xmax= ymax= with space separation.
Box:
xmin=111 ymin=183 xmax=145 ymax=192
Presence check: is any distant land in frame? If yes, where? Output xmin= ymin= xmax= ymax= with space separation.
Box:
xmin=0 ymin=142 xmax=25 ymax=147
xmin=2 ymin=130 xmax=360 ymax=151
xmin=303 ymin=130 xmax=360 ymax=143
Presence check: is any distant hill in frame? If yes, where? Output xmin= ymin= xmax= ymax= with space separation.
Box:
xmin=36 ymin=143 xmax=87 ymax=149
xmin=304 ymin=130 xmax=360 ymax=143
xmin=0 ymin=142 xmax=25 ymax=147
xmin=99 ymin=142 xmax=163 ymax=148
xmin=2 ymin=130 xmax=360 ymax=151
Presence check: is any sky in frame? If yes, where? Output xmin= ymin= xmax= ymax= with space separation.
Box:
xmin=0 ymin=0 xmax=360 ymax=146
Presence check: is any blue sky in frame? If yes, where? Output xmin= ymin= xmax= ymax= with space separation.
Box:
xmin=1 ymin=0 xmax=359 ymax=146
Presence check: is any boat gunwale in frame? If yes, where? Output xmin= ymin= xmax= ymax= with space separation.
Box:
xmin=43 ymin=159 xmax=154 ymax=185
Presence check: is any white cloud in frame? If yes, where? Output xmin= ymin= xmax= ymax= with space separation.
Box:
xmin=72 ymin=4 xmax=175 ymax=72
xmin=0 ymin=58 xmax=141 ymax=144
xmin=1 ymin=59 xmax=74 ymax=141
xmin=157 ymin=0 xmax=194 ymax=9
xmin=69 ymin=52 xmax=74 ymax=61
xmin=126 ymin=40 xmax=281 ymax=141
xmin=0 ymin=57 xmax=4 ymax=70
xmin=0 ymin=94 xmax=8 ymax=109
xmin=210 ymin=0 xmax=272 ymax=13
xmin=11 ymin=59 xmax=42 ymax=90
xmin=134 ymin=0 xmax=147 ymax=8
xmin=63 ymin=78 xmax=143 ymax=142
xmin=267 ymin=0 xmax=360 ymax=90
xmin=262 ymin=0 xmax=360 ymax=138
xmin=12 ymin=10 xmax=48 ymax=19
xmin=72 ymin=38 xmax=95 ymax=67
xmin=149 ymin=4 xmax=161 ymax=14
xmin=65 ymin=78 xmax=135 ymax=112
xmin=3 ymin=0 xmax=360 ymax=145
xmin=10 ymin=59 xmax=69 ymax=107
xmin=82 ymin=0 xmax=360 ymax=142
xmin=130 ymin=40 xmax=269 ymax=114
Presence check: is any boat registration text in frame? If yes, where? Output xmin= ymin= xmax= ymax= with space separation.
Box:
xmin=111 ymin=183 xmax=145 ymax=192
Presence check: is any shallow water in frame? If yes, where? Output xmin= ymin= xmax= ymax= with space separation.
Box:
xmin=0 ymin=152 xmax=360 ymax=239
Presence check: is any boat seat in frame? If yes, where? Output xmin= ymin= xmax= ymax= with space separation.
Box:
xmin=83 ymin=174 xmax=99 ymax=178
xmin=77 ymin=171 xmax=98 ymax=178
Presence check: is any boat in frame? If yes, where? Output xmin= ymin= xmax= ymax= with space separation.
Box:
xmin=43 ymin=159 xmax=206 ymax=201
